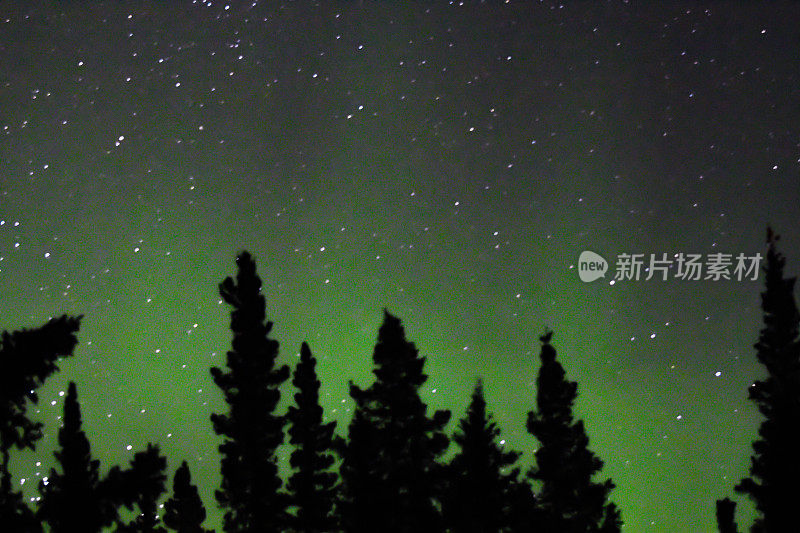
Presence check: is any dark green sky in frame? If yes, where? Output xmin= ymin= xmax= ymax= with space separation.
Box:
xmin=2 ymin=1 xmax=799 ymax=530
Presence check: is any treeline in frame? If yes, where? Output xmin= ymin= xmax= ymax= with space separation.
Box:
xmin=1 ymin=228 xmax=797 ymax=532
xmin=208 ymin=252 xmax=619 ymax=533
xmin=0 ymin=251 xmax=620 ymax=532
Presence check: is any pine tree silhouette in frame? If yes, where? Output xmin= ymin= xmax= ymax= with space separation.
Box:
xmin=0 ymin=314 xmax=81 ymax=532
xmin=37 ymin=381 xmax=121 ymax=532
xmin=735 ymin=227 xmax=800 ymax=532
xmin=286 ymin=342 xmax=339 ymax=532
xmin=112 ymin=443 xmax=168 ymax=532
xmin=599 ymin=501 xmax=622 ymax=533
xmin=505 ymin=476 xmax=539 ymax=531
xmin=716 ymin=498 xmax=739 ymax=533
xmin=210 ymin=251 xmax=290 ymax=532
xmin=163 ymin=461 xmax=212 ymax=533
xmin=526 ymin=330 xmax=620 ymax=533
xmin=340 ymin=310 xmax=451 ymax=533
xmin=443 ymin=379 xmax=523 ymax=532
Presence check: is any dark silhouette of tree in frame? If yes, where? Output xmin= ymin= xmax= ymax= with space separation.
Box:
xmin=443 ymin=379 xmax=522 ymax=532
xmin=37 ymin=381 xmax=121 ymax=532
xmin=0 ymin=314 xmax=81 ymax=532
xmin=735 ymin=227 xmax=800 ymax=532
xmin=506 ymin=477 xmax=539 ymax=531
xmin=210 ymin=251 xmax=291 ymax=532
xmin=113 ymin=443 xmax=168 ymax=533
xmin=339 ymin=310 xmax=451 ymax=533
xmin=163 ymin=461 xmax=212 ymax=533
xmin=286 ymin=342 xmax=339 ymax=532
xmin=599 ymin=502 xmax=623 ymax=533
xmin=716 ymin=498 xmax=739 ymax=533
xmin=526 ymin=330 xmax=620 ymax=533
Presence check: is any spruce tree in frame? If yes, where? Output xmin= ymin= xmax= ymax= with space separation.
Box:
xmin=735 ymin=228 xmax=800 ymax=532
xmin=443 ymin=379 xmax=522 ymax=533
xmin=113 ymin=443 xmax=168 ymax=532
xmin=0 ymin=314 xmax=81 ymax=532
xmin=340 ymin=310 xmax=451 ymax=533
xmin=507 ymin=479 xmax=540 ymax=531
xmin=210 ymin=251 xmax=290 ymax=532
xmin=286 ymin=342 xmax=339 ymax=532
xmin=716 ymin=498 xmax=739 ymax=533
xmin=526 ymin=330 xmax=620 ymax=533
xmin=163 ymin=461 xmax=212 ymax=533
xmin=599 ymin=502 xmax=623 ymax=533
xmin=38 ymin=382 xmax=116 ymax=532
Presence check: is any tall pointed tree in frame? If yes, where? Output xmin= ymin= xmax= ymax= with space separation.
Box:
xmin=0 ymin=314 xmax=82 ymax=532
xmin=716 ymin=498 xmax=739 ymax=533
xmin=340 ymin=310 xmax=451 ymax=533
xmin=113 ymin=443 xmax=168 ymax=532
xmin=38 ymin=382 xmax=117 ymax=532
xmin=210 ymin=251 xmax=291 ymax=532
xmin=443 ymin=379 xmax=523 ymax=533
xmin=286 ymin=342 xmax=339 ymax=532
xmin=526 ymin=330 xmax=620 ymax=533
xmin=735 ymin=227 xmax=800 ymax=532
xmin=163 ymin=461 xmax=212 ymax=533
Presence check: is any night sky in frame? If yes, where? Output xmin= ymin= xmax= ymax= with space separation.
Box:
xmin=2 ymin=1 xmax=800 ymax=531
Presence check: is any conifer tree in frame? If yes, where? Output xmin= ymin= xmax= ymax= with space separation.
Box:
xmin=38 ymin=382 xmax=116 ymax=532
xmin=599 ymin=502 xmax=623 ymax=533
xmin=735 ymin=228 xmax=800 ymax=532
xmin=443 ymin=379 xmax=522 ymax=532
xmin=526 ymin=330 xmax=620 ymax=533
xmin=286 ymin=342 xmax=339 ymax=532
xmin=113 ymin=443 xmax=168 ymax=532
xmin=506 ymin=479 xmax=539 ymax=531
xmin=210 ymin=251 xmax=291 ymax=532
xmin=716 ymin=498 xmax=739 ymax=533
xmin=0 ymin=314 xmax=81 ymax=532
xmin=340 ymin=310 xmax=451 ymax=533
xmin=163 ymin=461 xmax=212 ymax=533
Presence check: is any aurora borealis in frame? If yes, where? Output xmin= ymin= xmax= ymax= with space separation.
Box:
xmin=2 ymin=1 xmax=800 ymax=530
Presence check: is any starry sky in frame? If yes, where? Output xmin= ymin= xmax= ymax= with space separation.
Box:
xmin=2 ymin=1 xmax=800 ymax=531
